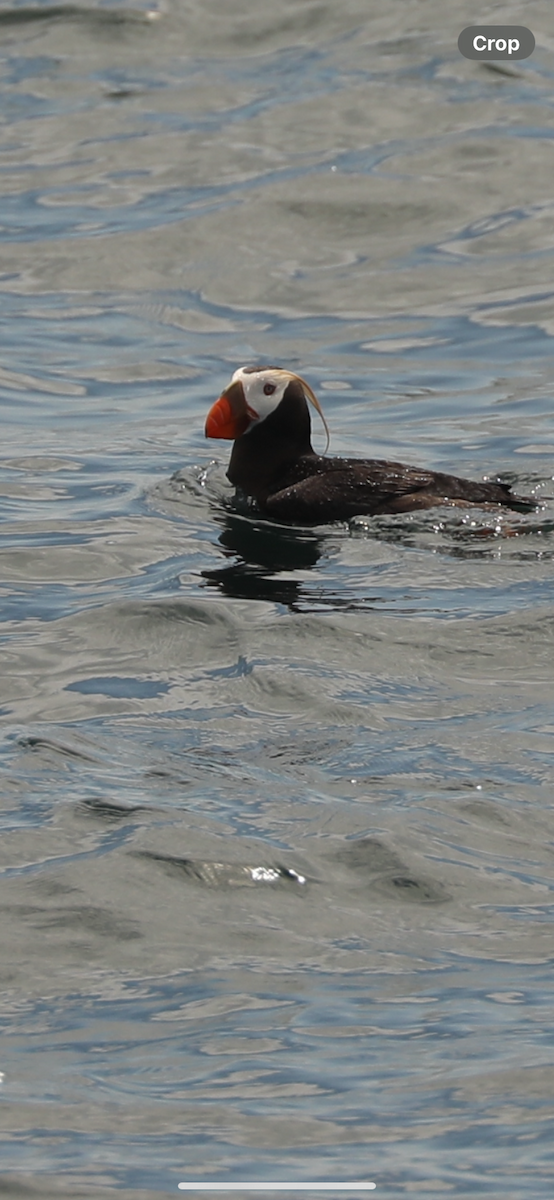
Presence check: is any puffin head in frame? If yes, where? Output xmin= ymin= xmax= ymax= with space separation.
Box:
xmin=205 ymin=365 xmax=330 ymax=452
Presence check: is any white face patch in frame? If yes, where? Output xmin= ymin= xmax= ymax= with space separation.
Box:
xmin=228 ymin=365 xmax=331 ymax=451
xmin=230 ymin=366 xmax=292 ymax=431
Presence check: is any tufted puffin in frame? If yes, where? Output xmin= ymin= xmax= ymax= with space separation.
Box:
xmin=204 ymin=365 xmax=537 ymax=524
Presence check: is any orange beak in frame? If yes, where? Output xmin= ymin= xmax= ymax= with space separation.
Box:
xmin=205 ymin=379 xmax=257 ymax=440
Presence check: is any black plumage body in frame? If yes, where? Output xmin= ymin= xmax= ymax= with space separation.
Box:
xmin=224 ymin=377 xmax=536 ymax=523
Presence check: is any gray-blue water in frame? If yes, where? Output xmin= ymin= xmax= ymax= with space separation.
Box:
xmin=1 ymin=3 xmax=554 ymax=1197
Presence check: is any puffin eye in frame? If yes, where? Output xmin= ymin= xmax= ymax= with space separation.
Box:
xmin=263 ymin=382 xmax=276 ymax=396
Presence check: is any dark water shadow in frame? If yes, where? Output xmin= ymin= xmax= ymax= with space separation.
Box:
xmin=0 ymin=4 xmax=154 ymax=28
xmin=200 ymin=511 xmax=330 ymax=607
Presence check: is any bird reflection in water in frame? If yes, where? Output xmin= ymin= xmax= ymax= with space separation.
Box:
xmin=200 ymin=510 xmax=326 ymax=607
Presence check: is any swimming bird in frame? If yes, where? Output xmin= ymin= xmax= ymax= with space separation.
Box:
xmin=205 ymin=365 xmax=537 ymax=524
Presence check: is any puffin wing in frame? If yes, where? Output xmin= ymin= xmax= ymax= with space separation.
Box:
xmin=263 ymin=458 xmax=536 ymax=523
xmin=264 ymin=459 xmax=439 ymax=523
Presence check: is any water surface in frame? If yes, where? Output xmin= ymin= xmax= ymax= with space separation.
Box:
xmin=1 ymin=2 xmax=554 ymax=1196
